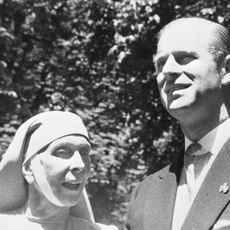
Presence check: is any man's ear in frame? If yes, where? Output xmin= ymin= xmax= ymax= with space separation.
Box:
xmin=221 ymin=54 xmax=230 ymax=85
xmin=22 ymin=163 xmax=34 ymax=184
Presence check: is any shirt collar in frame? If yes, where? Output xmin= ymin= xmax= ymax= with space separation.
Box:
xmin=185 ymin=118 xmax=230 ymax=156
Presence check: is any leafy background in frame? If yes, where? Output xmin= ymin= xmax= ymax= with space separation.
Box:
xmin=0 ymin=0 xmax=229 ymax=227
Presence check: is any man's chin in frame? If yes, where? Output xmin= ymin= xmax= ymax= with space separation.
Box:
xmin=167 ymin=101 xmax=193 ymax=117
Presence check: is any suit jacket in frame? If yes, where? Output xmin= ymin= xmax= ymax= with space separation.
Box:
xmin=126 ymin=138 xmax=230 ymax=230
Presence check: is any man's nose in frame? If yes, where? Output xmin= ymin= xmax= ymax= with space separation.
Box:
xmin=69 ymin=151 xmax=85 ymax=173
xmin=162 ymin=54 xmax=182 ymax=77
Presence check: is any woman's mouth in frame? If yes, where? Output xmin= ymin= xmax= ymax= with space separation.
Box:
xmin=61 ymin=181 xmax=82 ymax=191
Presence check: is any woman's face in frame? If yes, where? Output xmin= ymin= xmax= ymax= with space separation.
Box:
xmin=27 ymin=135 xmax=91 ymax=207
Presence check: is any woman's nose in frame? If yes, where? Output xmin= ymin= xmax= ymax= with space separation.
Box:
xmin=69 ymin=151 xmax=85 ymax=173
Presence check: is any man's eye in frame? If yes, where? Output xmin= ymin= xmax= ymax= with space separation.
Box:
xmin=155 ymin=60 xmax=166 ymax=73
xmin=178 ymin=56 xmax=196 ymax=65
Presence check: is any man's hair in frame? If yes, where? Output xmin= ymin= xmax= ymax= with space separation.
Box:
xmin=157 ymin=17 xmax=230 ymax=65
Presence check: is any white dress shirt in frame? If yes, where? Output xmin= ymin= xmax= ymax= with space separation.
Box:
xmin=171 ymin=118 xmax=230 ymax=230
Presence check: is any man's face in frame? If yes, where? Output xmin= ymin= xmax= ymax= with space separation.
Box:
xmin=154 ymin=23 xmax=223 ymax=123
xmin=28 ymin=135 xmax=91 ymax=207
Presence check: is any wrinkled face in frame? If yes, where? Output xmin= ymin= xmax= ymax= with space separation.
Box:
xmin=28 ymin=135 xmax=91 ymax=207
xmin=154 ymin=23 xmax=223 ymax=123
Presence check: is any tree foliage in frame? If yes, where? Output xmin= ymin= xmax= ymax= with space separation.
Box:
xmin=0 ymin=0 xmax=229 ymax=225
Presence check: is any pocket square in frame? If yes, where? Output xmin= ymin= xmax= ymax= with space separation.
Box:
xmin=213 ymin=220 xmax=230 ymax=229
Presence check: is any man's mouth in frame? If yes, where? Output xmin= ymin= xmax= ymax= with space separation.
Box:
xmin=165 ymin=84 xmax=191 ymax=94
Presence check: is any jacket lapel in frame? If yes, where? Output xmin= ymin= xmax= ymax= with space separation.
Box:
xmin=144 ymin=153 xmax=183 ymax=230
xmin=181 ymin=138 xmax=230 ymax=230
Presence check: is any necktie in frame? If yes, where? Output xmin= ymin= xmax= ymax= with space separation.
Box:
xmin=184 ymin=142 xmax=211 ymax=199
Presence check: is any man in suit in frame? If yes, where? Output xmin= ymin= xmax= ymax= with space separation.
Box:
xmin=125 ymin=17 xmax=230 ymax=230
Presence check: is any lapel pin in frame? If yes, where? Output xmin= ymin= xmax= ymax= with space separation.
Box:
xmin=219 ymin=182 xmax=229 ymax=194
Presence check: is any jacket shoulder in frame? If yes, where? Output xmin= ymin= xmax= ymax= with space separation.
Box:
xmin=125 ymin=164 xmax=171 ymax=230
xmin=135 ymin=164 xmax=171 ymax=195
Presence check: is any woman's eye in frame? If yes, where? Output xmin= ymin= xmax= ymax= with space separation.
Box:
xmin=79 ymin=146 xmax=90 ymax=155
xmin=53 ymin=149 xmax=68 ymax=158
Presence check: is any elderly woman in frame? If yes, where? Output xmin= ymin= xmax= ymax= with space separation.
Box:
xmin=0 ymin=111 xmax=117 ymax=230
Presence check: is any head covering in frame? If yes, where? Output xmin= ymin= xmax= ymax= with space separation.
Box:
xmin=0 ymin=111 xmax=94 ymax=222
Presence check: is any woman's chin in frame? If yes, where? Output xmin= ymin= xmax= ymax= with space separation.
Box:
xmin=56 ymin=185 xmax=84 ymax=207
